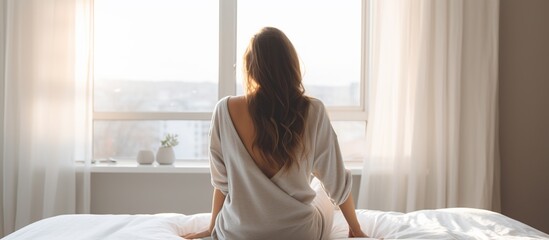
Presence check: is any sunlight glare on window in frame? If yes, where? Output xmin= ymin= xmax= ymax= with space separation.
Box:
xmin=94 ymin=0 xmax=219 ymax=112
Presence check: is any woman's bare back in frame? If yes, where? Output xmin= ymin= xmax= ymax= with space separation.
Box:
xmin=227 ymin=96 xmax=281 ymax=178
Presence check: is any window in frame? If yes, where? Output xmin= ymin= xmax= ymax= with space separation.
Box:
xmin=93 ymin=0 xmax=369 ymax=162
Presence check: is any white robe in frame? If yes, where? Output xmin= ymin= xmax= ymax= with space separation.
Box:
xmin=209 ymin=96 xmax=352 ymax=240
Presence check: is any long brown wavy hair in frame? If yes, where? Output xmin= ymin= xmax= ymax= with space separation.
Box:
xmin=243 ymin=27 xmax=310 ymax=171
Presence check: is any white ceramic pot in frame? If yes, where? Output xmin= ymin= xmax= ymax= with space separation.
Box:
xmin=156 ymin=147 xmax=175 ymax=165
xmin=137 ymin=150 xmax=155 ymax=164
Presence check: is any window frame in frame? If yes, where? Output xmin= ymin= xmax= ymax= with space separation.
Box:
xmin=92 ymin=0 xmax=371 ymax=159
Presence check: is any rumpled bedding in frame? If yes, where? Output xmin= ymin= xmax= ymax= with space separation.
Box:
xmin=4 ymin=208 xmax=548 ymax=239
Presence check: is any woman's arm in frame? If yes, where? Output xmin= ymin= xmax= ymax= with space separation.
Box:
xmin=339 ymin=192 xmax=368 ymax=237
xmin=182 ymin=188 xmax=226 ymax=239
xmin=208 ymin=188 xmax=226 ymax=232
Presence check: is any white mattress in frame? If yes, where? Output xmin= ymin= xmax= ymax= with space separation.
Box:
xmin=4 ymin=208 xmax=548 ymax=239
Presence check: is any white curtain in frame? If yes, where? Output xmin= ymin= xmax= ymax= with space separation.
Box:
xmin=0 ymin=0 xmax=93 ymax=236
xmin=358 ymin=0 xmax=500 ymax=212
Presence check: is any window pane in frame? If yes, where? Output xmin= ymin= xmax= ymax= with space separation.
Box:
xmin=236 ymin=0 xmax=362 ymax=107
xmin=93 ymin=121 xmax=210 ymax=161
xmin=332 ymin=121 xmax=367 ymax=161
xmin=94 ymin=0 xmax=219 ymax=112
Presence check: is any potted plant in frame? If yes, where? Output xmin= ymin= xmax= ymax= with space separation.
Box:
xmin=156 ymin=134 xmax=179 ymax=165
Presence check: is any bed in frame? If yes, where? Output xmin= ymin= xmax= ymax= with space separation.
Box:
xmin=4 ymin=208 xmax=548 ymax=239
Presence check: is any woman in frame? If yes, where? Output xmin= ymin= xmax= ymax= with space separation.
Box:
xmin=183 ymin=27 xmax=367 ymax=239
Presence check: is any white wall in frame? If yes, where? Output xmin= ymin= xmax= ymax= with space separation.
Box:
xmin=90 ymin=173 xmax=361 ymax=214
xmin=91 ymin=173 xmax=213 ymax=214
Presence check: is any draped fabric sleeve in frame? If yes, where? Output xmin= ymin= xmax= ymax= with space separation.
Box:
xmin=209 ymin=102 xmax=228 ymax=195
xmin=311 ymin=100 xmax=353 ymax=205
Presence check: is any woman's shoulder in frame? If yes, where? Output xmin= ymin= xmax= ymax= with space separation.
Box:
xmin=214 ymin=95 xmax=249 ymax=117
xmin=306 ymin=96 xmax=327 ymax=112
xmin=303 ymin=97 xmax=329 ymax=127
xmin=214 ymin=95 xmax=234 ymax=111
xmin=211 ymin=96 xmax=230 ymax=121
xmin=216 ymin=95 xmax=247 ymax=105
xmin=216 ymin=95 xmax=232 ymax=105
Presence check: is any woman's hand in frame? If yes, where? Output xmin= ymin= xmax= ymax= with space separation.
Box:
xmin=339 ymin=193 xmax=369 ymax=238
xmin=349 ymin=228 xmax=368 ymax=238
xmin=181 ymin=230 xmax=211 ymax=239
xmin=182 ymin=189 xmax=225 ymax=239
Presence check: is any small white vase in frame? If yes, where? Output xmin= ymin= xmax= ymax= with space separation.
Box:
xmin=156 ymin=147 xmax=175 ymax=165
xmin=137 ymin=150 xmax=155 ymax=164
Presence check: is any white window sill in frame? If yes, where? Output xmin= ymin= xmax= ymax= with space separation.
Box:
xmin=86 ymin=160 xmax=363 ymax=175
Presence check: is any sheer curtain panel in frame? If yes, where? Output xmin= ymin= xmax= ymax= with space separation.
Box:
xmin=1 ymin=0 xmax=93 ymax=236
xmin=358 ymin=0 xmax=500 ymax=212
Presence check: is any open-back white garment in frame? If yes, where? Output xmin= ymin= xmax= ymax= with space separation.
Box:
xmin=209 ymin=96 xmax=352 ymax=240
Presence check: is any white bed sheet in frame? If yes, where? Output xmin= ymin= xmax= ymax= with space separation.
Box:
xmin=334 ymin=208 xmax=549 ymax=239
xmin=4 ymin=208 xmax=548 ymax=239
